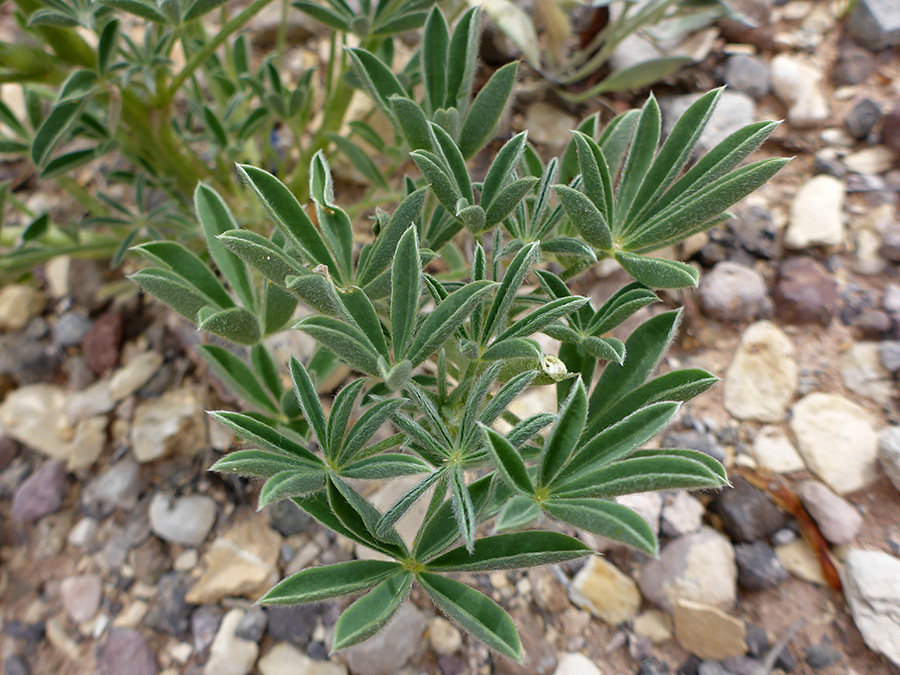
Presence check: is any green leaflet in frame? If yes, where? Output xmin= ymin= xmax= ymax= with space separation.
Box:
xmin=614 ymin=94 xmax=660 ymax=230
xmin=481 ymin=242 xmax=540 ymax=344
xmin=419 ymin=572 xmax=522 ymax=661
xmin=481 ymin=131 xmax=528 ymax=210
xmin=260 ymin=559 xmax=401 ymax=605
xmin=237 ymin=164 xmax=340 ymax=281
xmin=422 ymin=7 xmax=449 ymax=114
xmin=209 ymin=410 xmax=321 ymax=465
xmin=210 ymin=449 xmax=313 ymax=478
xmin=494 ymin=496 xmax=541 ymax=532
xmin=457 ymin=61 xmax=518 ymax=159
xmin=538 ymin=377 xmax=587 ymax=487
xmin=391 ymin=226 xmax=421 ymax=360
xmin=195 ymin=184 xmax=255 ymax=310
xmin=557 ymin=401 xmax=681 ymax=483
xmin=200 ymin=349 xmax=280 ymax=415
xmin=258 ymin=468 xmax=328 ymax=507
xmin=615 ymin=251 xmax=700 ymax=289
xmin=332 ymin=572 xmax=413 ymax=651
xmin=197 ymin=306 xmax=261 ymax=345
xmin=289 ymin=357 xmax=328 ymax=450
xmin=133 ymin=241 xmax=233 ymax=309
xmin=407 ymin=280 xmax=496 ymax=366
xmin=545 ymin=498 xmax=658 ymax=555
xmin=295 ymin=316 xmax=380 ymax=375
xmin=32 ymin=100 xmax=83 ymax=167
xmin=427 ymin=532 xmax=590 ymax=572
xmin=339 ymin=453 xmax=432 ymax=479
xmin=217 ymin=230 xmax=305 ymax=285
xmin=554 ymin=184 xmax=612 ymax=251
xmin=389 ymin=95 xmax=432 ymax=151
xmin=129 ymin=268 xmax=209 ymax=323
xmin=345 ymin=47 xmax=406 ymax=117
xmin=481 ymin=425 xmax=533 ymax=495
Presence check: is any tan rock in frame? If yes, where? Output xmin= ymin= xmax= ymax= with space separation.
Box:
xmin=724 ymin=321 xmax=798 ymax=422
xmin=673 ymin=599 xmax=747 ymax=660
xmin=775 ymin=539 xmax=827 ymax=585
xmin=569 ymin=556 xmax=641 ymax=625
xmin=751 ymin=425 xmax=805 ymax=473
xmin=633 ymin=610 xmax=673 ymax=644
xmin=204 ymin=609 xmax=259 ymax=675
xmin=0 ymin=284 xmax=45 ymax=331
xmin=131 ymin=387 xmax=206 ymax=462
xmin=259 ymin=642 xmax=347 ymax=675
xmin=186 ymin=517 xmax=281 ymax=604
xmin=0 ymin=384 xmax=106 ymax=469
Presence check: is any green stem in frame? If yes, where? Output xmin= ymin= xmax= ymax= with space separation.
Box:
xmin=164 ymin=0 xmax=275 ymax=104
xmin=56 ymin=176 xmax=112 ymax=218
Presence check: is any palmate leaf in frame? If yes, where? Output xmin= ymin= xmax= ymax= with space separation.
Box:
xmin=481 ymin=242 xmax=540 ymax=344
xmin=261 ymin=559 xmax=400 ymax=605
xmin=339 ymin=453 xmax=432 ymax=479
xmin=328 ymin=478 xmax=407 ymax=557
xmin=538 ymin=377 xmax=587 ymax=487
xmin=210 ymin=449 xmax=316 ymax=478
xmin=327 ymin=379 xmax=367 ymax=455
xmin=414 ymin=473 xmax=495 ymax=560
xmin=332 ymin=573 xmax=413 ymax=651
xmin=339 ymin=398 xmax=405 ymax=463
xmin=587 ymin=282 xmax=658 ymax=336
xmin=419 ymin=572 xmax=522 ymax=661
xmin=481 ymin=425 xmax=533 ymax=495
xmin=494 ymin=496 xmax=541 ymax=532
xmin=210 ymin=411 xmax=320 ymax=464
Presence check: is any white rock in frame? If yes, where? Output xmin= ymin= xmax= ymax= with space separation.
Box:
xmin=790 ymin=393 xmax=879 ymax=494
xmin=553 ymin=652 xmax=602 ymax=675
xmin=60 ymin=574 xmax=103 ymax=623
xmin=751 ymin=425 xmax=806 ymax=473
xmin=149 ymin=492 xmax=217 ymax=547
xmin=770 ymin=54 xmax=829 ymax=128
xmin=259 ymin=642 xmax=347 ymax=675
xmin=879 ymin=427 xmax=900 ymax=493
xmin=639 ymin=527 xmax=737 ymax=612
xmin=109 ymin=352 xmax=164 ymax=400
xmin=785 ymin=175 xmax=845 ymax=249
xmin=0 ymin=384 xmax=106 ymax=470
xmin=844 ymin=145 xmax=897 ymax=175
xmin=661 ymin=491 xmax=705 ymax=537
xmin=724 ymin=321 xmax=798 ymax=422
xmin=131 ymin=387 xmax=206 ymax=462
xmin=617 ymin=492 xmax=663 ymax=534
xmin=799 ymin=480 xmax=863 ymax=545
xmin=205 ymin=609 xmax=259 ymax=675
xmin=841 ymin=549 xmax=900 ymax=667
xmin=428 ymin=617 xmax=462 ymax=655
xmin=0 ymin=284 xmax=45 ymax=331
xmin=775 ymin=539 xmax=827 ymax=585
xmin=570 ymin=556 xmax=641 ymax=625
xmin=840 ymin=342 xmax=894 ymax=405
xmin=67 ymin=517 xmax=99 ymax=548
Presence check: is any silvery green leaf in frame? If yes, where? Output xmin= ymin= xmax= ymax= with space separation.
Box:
xmin=481 ymin=424 xmax=532 ymax=495
xmin=260 ymin=559 xmax=400 ymax=605
xmin=422 ymin=7 xmax=449 ymax=114
xmin=289 ymin=356 xmax=328 ymax=451
xmin=614 ymin=251 xmax=699 ymax=289
xmin=389 ymin=96 xmax=431 ymax=151
xmin=480 ymin=131 xmax=528 ymax=210
xmin=133 ymin=241 xmax=233 ymax=309
xmin=410 ymin=150 xmax=460 ymax=212
xmin=129 ymin=268 xmax=209 ymax=323
xmin=481 ymin=242 xmax=539 ymax=344
xmin=195 ymin=184 xmax=254 ymax=309
xmin=209 ymin=410 xmax=320 ymax=464
xmin=494 ymin=496 xmax=541 ymax=532
xmin=580 ymin=336 xmax=626 ymax=364
xmin=217 ymin=230 xmax=305 ymax=286
xmin=340 ymin=454 xmax=432 ymax=480
xmin=553 ymin=184 xmax=613 ymax=251
xmin=391 ymin=226 xmax=421 ymax=360
xmin=344 ymin=47 xmax=406 ymax=116
xmin=197 ymin=306 xmax=261 ymax=345
xmin=419 ymin=572 xmax=522 ymax=661
xmin=615 ymin=94 xmax=660 ymax=230
xmin=259 ymin=468 xmax=327 ymax=507
xmin=457 ymin=61 xmax=518 ymax=160
xmin=446 ymin=6 xmax=480 ymax=106
xmin=210 ymin=449 xmax=311 ymax=478
xmin=545 ymin=498 xmax=657 ymax=555
xmin=587 ymin=283 xmax=658 ymax=336
xmin=427 ymin=531 xmax=589 ymax=572
xmin=538 ymin=376 xmax=586 ymax=487
xmin=332 ymin=573 xmax=412 ymax=650
xmin=484 ymin=176 xmax=538 ymax=227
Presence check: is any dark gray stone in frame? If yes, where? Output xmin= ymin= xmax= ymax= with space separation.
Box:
xmin=881 ymin=225 xmax=900 ymax=263
xmin=3 ymin=621 xmax=44 ymax=643
xmin=833 ymin=43 xmax=875 ymax=85
xmin=774 ymin=257 xmax=838 ymax=326
xmin=265 ymin=605 xmax=320 ymax=647
xmin=96 ymin=628 xmax=157 ymax=675
xmin=81 ymin=460 xmax=143 ymax=518
xmin=191 ymin=606 xmax=222 ymax=654
xmin=804 ymin=643 xmax=842 ymax=669
xmin=845 ymin=98 xmax=882 ymax=139
xmin=12 ymin=460 xmax=66 ymax=523
xmin=3 ymin=655 xmax=28 ymax=675
xmin=268 ymin=499 xmax=312 ymax=537
xmin=723 ymin=54 xmax=770 ymax=99
xmin=52 ymin=312 xmax=92 ymax=348
xmin=744 ymin=624 xmax=768 ymax=658
xmin=735 ymin=542 xmax=788 ymax=589
xmin=699 ymin=261 xmax=772 ymax=323
xmin=847 ymin=0 xmax=900 ymax=50
xmin=637 ymin=657 xmax=669 ymax=675
xmin=697 ymin=662 xmax=734 ymax=675
xmin=12 ymin=341 xmax=62 ymax=385
xmin=714 ymin=477 xmax=786 ymax=543
xmin=234 ymin=607 xmax=267 ymax=642
xmin=154 ymin=573 xmax=193 ymax=636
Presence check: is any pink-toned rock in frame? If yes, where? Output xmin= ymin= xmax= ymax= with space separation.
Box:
xmin=12 ymin=459 xmax=67 ymax=523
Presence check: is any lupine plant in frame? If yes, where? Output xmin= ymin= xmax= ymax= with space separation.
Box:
xmin=0 ymin=0 xmax=437 ymax=274
xmin=126 ymin=7 xmax=786 ymax=660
